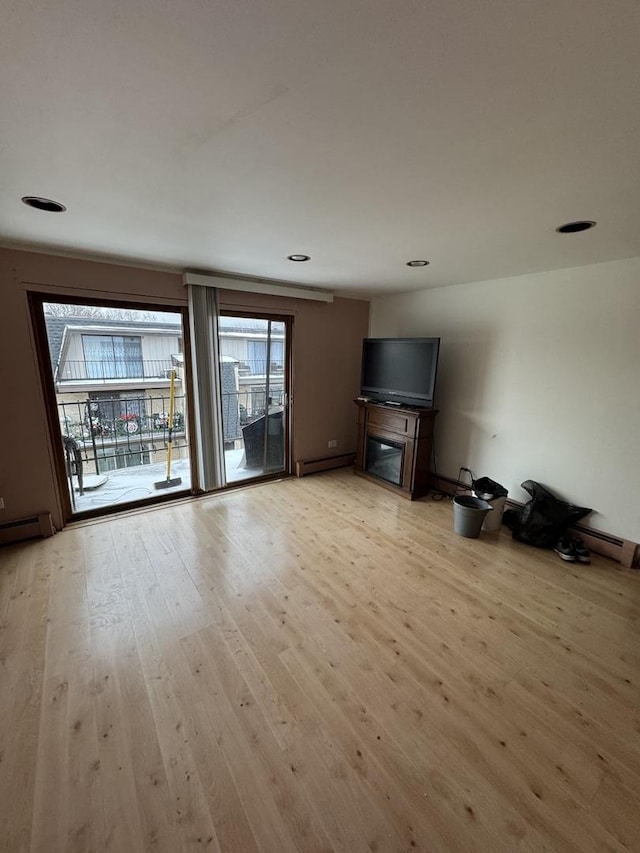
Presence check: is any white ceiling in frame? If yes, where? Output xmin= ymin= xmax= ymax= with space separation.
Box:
xmin=2 ymin=0 xmax=639 ymax=295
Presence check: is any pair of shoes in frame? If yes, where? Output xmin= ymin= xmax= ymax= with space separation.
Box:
xmin=572 ymin=537 xmax=591 ymax=563
xmin=554 ymin=535 xmax=591 ymax=564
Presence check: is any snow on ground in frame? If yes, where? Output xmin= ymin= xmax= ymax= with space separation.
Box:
xmin=71 ymin=447 xmax=261 ymax=512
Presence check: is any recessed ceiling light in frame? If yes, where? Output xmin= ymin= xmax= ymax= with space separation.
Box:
xmin=406 ymin=259 xmax=430 ymax=267
xmin=287 ymin=254 xmax=311 ymax=262
xmin=22 ymin=196 xmax=67 ymax=213
xmin=555 ymin=220 xmax=596 ymax=234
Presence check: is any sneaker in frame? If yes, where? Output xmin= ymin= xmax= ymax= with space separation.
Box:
xmin=554 ymin=536 xmax=576 ymax=562
xmin=571 ymin=536 xmax=591 ymax=564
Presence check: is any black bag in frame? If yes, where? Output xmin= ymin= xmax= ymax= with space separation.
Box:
xmin=507 ymin=480 xmax=592 ymax=548
xmin=472 ymin=476 xmax=508 ymax=500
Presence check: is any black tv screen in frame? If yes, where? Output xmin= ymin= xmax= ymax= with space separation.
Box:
xmin=361 ymin=337 xmax=440 ymax=408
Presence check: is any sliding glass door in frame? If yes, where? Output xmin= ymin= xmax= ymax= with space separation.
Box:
xmin=34 ymin=297 xmax=192 ymax=518
xmin=32 ymin=291 xmax=291 ymax=519
xmin=218 ymin=314 xmax=290 ymax=484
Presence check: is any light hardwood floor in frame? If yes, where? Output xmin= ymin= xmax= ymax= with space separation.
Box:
xmin=1 ymin=470 xmax=639 ymax=852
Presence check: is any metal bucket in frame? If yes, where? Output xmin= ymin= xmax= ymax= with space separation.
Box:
xmin=453 ymin=495 xmax=494 ymax=538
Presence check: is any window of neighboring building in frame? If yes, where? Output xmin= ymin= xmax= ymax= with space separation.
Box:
xmin=271 ymin=340 xmax=284 ymax=370
xmin=87 ymin=391 xmax=146 ymax=434
xmin=82 ymin=334 xmax=143 ymax=379
xmin=96 ymin=444 xmax=150 ymax=471
xmin=247 ymin=339 xmax=284 ymax=374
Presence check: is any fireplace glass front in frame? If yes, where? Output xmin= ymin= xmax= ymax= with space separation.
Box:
xmin=365 ymin=435 xmax=403 ymax=486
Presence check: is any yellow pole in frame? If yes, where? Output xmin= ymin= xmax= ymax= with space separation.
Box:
xmin=165 ymin=368 xmax=176 ymax=481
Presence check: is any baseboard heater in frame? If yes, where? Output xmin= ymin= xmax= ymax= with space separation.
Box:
xmin=295 ymin=453 xmax=355 ymax=477
xmin=432 ymin=474 xmax=638 ymax=569
xmin=0 ymin=513 xmax=55 ymax=546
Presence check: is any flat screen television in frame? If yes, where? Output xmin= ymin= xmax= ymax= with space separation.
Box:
xmin=360 ymin=337 xmax=440 ymax=408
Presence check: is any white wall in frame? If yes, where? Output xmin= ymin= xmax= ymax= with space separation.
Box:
xmin=370 ymin=257 xmax=640 ymax=542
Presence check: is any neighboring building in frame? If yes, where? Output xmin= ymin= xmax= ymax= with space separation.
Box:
xmin=45 ymin=315 xmax=187 ymax=474
xmin=47 ymin=315 xmax=183 ymax=387
xmin=217 ymin=316 xmax=286 ymax=423
xmin=44 ymin=314 xmax=285 ymax=474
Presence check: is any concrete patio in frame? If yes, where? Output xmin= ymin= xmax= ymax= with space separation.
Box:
xmin=70 ymin=447 xmax=262 ymax=512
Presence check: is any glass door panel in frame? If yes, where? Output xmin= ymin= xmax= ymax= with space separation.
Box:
xmin=218 ymin=314 xmax=289 ymax=484
xmin=38 ymin=299 xmax=191 ymax=517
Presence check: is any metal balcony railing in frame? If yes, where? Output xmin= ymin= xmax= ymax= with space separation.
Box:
xmin=58 ymin=386 xmax=285 ymax=494
xmin=57 ymin=359 xmax=175 ymax=382
xmin=220 ymin=387 xmax=285 ymax=443
xmin=58 ymin=393 xmax=188 ymax=477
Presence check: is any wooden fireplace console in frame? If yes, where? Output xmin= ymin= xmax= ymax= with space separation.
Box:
xmin=354 ymin=399 xmax=438 ymax=500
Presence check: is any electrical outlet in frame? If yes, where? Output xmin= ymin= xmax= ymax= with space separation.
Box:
xmin=328 ymin=439 xmax=337 ymax=449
